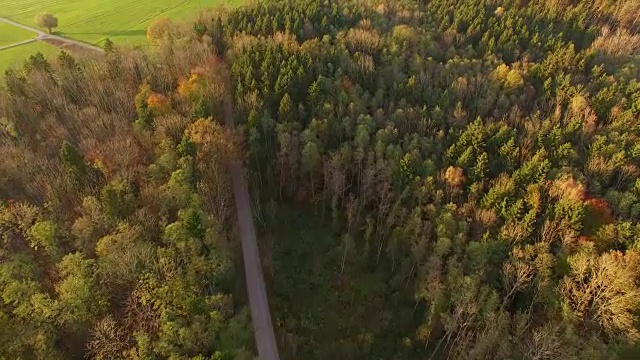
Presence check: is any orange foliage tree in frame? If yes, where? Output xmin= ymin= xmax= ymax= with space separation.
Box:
xmin=186 ymin=118 xmax=240 ymax=165
xmin=146 ymin=93 xmax=171 ymax=116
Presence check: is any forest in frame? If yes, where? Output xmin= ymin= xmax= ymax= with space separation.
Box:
xmin=1 ymin=0 xmax=640 ymax=359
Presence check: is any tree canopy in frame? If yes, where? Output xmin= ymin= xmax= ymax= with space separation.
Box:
xmin=35 ymin=12 xmax=58 ymax=34
xmin=2 ymin=0 xmax=640 ymax=358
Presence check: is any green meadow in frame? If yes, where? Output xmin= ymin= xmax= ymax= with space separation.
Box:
xmin=0 ymin=0 xmax=242 ymax=45
xmin=0 ymin=22 xmax=37 ymax=47
xmin=0 ymin=41 xmax=58 ymax=72
xmin=0 ymin=0 xmax=242 ymax=72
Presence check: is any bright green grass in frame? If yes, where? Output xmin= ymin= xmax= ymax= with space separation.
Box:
xmin=0 ymin=41 xmax=59 ymax=73
xmin=0 ymin=0 xmax=243 ymax=46
xmin=0 ymin=22 xmax=37 ymax=47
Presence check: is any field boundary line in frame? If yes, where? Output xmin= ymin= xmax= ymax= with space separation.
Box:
xmin=0 ymin=17 xmax=103 ymax=53
xmin=0 ymin=38 xmax=38 ymax=51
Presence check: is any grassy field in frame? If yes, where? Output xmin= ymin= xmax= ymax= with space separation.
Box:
xmin=0 ymin=41 xmax=59 ymax=73
xmin=0 ymin=0 xmax=243 ymax=46
xmin=0 ymin=0 xmax=242 ymax=74
xmin=0 ymin=22 xmax=37 ymax=47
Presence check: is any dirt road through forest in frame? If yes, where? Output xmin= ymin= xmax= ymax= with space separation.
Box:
xmin=222 ymin=74 xmax=280 ymax=360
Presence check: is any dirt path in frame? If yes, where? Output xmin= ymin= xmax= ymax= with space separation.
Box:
xmin=2 ymin=16 xmax=277 ymax=356
xmin=0 ymin=38 xmax=37 ymax=51
xmin=222 ymin=72 xmax=281 ymax=360
xmin=0 ymin=17 xmax=103 ymax=54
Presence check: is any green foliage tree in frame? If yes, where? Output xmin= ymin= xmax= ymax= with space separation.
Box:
xmin=103 ymin=38 xmax=114 ymax=53
xmin=55 ymin=253 xmax=105 ymax=327
xmin=60 ymin=141 xmax=102 ymax=189
xmin=3 ymin=0 xmax=640 ymax=358
xmin=35 ymin=12 xmax=58 ymax=34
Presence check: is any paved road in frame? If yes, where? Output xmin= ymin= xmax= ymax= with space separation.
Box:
xmin=222 ymin=73 xmax=280 ymax=360
xmin=0 ymin=17 xmax=103 ymax=53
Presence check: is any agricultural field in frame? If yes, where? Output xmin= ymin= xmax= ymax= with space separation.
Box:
xmin=0 ymin=41 xmax=58 ymax=73
xmin=0 ymin=0 xmax=243 ymax=46
xmin=0 ymin=0 xmax=242 ymax=73
xmin=0 ymin=22 xmax=37 ymax=47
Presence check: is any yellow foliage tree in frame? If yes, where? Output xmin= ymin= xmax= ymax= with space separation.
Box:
xmin=444 ymin=166 xmax=464 ymax=188
xmin=186 ymin=118 xmax=239 ymax=164
xmin=146 ymin=17 xmax=174 ymax=45
xmin=561 ymin=250 xmax=640 ymax=343
xmin=177 ymin=71 xmax=206 ymax=100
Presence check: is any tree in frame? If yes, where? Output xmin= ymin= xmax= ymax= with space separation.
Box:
xmin=60 ymin=141 xmax=102 ymax=188
xmin=100 ymin=180 xmax=136 ymax=221
xmin=561 ymin=250 xmax=640 ymax=343
xmin=27 ymin=220 xmax=60 ymax=258
xmin=444 ymin=166 xmax=464 ymax=188
xmin=4 ymin=0 xmax=640 ymax=358
xmin=35 ymin=12 xmax=58 ymax=34
xmin=103 ymin=38 xmax=114 ymax=53
xmin=55 ymin=253 xmax=105 ymax=327
xmin=87 ymin=316 xmax=128 ymax=360
xmin=147 ymin=17 xmax=174 ymax=45
xmin=24 ymin=52 xmax=52 ymax=74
